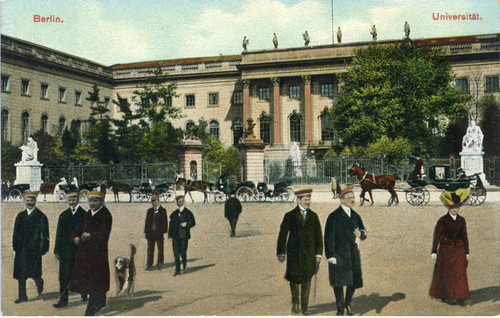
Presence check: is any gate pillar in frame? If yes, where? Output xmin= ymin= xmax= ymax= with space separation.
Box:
xmin=177 ymin=137 xmax=206 ymax=181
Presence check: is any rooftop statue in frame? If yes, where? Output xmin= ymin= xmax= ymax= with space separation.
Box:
xmin=242 ymin=36 xmax=249 ymax=51
xmin=337 ymin=27 xmax=342 ymax=43
xmin=303 ymin=31 xmax=310 ymax=47
xmin=404 ymin=21 xmax=410 ymax=37
xmin=273 ymin=33 xmax=278 ymax=49
xmin=370 ymin=25 xmax=377 ymax=41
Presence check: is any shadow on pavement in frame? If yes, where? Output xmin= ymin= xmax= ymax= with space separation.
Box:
xmin=470 ymin=286 xmax=500 ymax=305
xmin=184 ymin=263 xmax=215 ymax=274
xmin=155 ymin=257 xmax=202 ymax=271
xmin=313 ymin=292 xmax=406 ymax=316
xmin=236 ymin=230 xmax=261 ymax=238
xmin=99 ymin=289 xmax=166 ymax=315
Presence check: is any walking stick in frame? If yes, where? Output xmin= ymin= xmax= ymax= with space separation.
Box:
xmin=313 ymin=262 xmax=319 ymax=304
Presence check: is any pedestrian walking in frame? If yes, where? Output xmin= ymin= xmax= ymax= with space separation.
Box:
xmin=324 ymin=186 xmax=367 ymax=316
xmin=53 ymin=192 xmax=87 ymax=308
xmin=277 ymin=189 xmax=323 ymax=315
xmin=224 ymin=195 xmax=242 ymax=237
xmin=69 ymin=191 xmax=112 ymax=316
xmin=12 ymin=192 xmax=49 ymax=303
xmin=168 ymin=195 xmax=196 ymax=276
xmin=429 ymin=187 xmax=471 ymax=306
xmin=144 ymin=195 xmax=168 ymax=270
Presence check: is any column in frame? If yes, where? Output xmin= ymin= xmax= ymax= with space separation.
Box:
xmin=302 ymin=75 xmax=313 ymax=143
xmin=271 ymin=77 xmax=282 ymax=145
xmin=242 ymin=80 xmax=251 ymax=125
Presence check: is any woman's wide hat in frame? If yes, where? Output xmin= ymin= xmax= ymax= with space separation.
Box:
xmin=440 ymin=187 xmax=471 ymax=208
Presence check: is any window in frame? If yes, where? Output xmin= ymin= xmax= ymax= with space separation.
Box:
xmin=141 ymin=97 xmax=150 ymax=108
xmin=321 ymin=114 xmax=336 ymax=141
xmin=21 ymin=112 xmax=30 ymax=143
xmin=208 ymin=93 xmax=219 ymax=106
xmin=72 ymin=119 xmax=82 ymax=136
xmin=186 ymin=121 xmax=195 ymax=133
xmin=21 ymin=79 xmax=30 ymax=96
xmin=1 ymin=75 xmax=10 ymax=92
xmin=165 ymin=96 xmax=172 ymax=107
xmin=455 ymin=78 xmax=469 ymax=94
xmin=75 ymin=91 xmax=82 ymax=105
xmin=41 ymin=115 xmax=48 ymax=133
xmin=233 ymin=117 xmax=243 ymax=145
xmin=59 ymin=117 xmax=66 ymax=134
xmin=104 ymin=97 xmax=110 ymax=109
xmin=186 ymin=94 xmax=196 ymax=107
xmin=290 ymin=113 xmax=301 ymax=143
xmin=209 ymin=120 xmax=219 ymax=139
xmin=259 ymin=87 xmax=270 ymax=100
xmin=1 ymin=109 xmax=9 ymax=141
xmin=233 ymin=91 xmax=243 ymax=104
xmin=59 ymin=87 xmax=66 ymax=102
xmin=486 ymin=76 xmax=499 ymax=93
xmin=321 ymin=83 xmax=333 ymax=97
xmin=260 ymin=116 xmax=271 ymax=144
xmin=41 ymin=84 xmax=48 ymax=99
xmin=289 ymin=85 xmax=300 ymax=99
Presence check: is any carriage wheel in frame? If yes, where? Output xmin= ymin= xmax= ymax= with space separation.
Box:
xmin=214 ymin=190 xmax=227 ymax=203
xmin=56 ymin=191 xmax=67 ymax=201
xmin=468 ymin=187 xmax=486 ymax=206
xmin=236 ymin=186 xmax=254 ymax=202
xmin=132 ymin=190 xmax=143 ymax=203
xmin=255 ymin=192 xmax=266 ymax=202
xmin=405 ymin=188 xmax=428 ymax=206
xmin=162 ymin=189 xmax=176 ymax=203
xmin=154 ymin=188 xmax=165 ymax=196
xmin=79 ymin=189 xmax=89 ymax=202
xmin=8 ymin=189 xmax=23 ymax=202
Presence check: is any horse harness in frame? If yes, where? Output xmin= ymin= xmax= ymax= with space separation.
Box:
xmin=361 ymin=171 xmax=377 ymax=184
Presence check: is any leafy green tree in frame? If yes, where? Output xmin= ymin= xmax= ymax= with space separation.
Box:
xmin=112 ymin=94 xmax=145 ymax=162
xmin=365 ymin=135 xmax=412 ymax=161
xmin=141 ymin=121 xmax=182 ymax=162
xmin=31 ymin=130 xmax=61 ymax=165
xmin=1 ymin=141 xmax=21 ymax=182
xmin=330 ymin=43 xmax=468 ymax=156
xmin=440 ymin=112 xmax=468 ymax=156
xmin=479 ymin=95 xmax=500 ymax=157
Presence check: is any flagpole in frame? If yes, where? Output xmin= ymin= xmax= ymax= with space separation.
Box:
xmin=331 ymin=0 xmax=334 ymax=44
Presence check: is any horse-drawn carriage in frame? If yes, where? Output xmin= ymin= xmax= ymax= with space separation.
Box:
xmin=4 ymin=183 xmax=31 ymax=202
xmin=210 ymin=177 xmax=257 ymax=203
xmin=255 ymin=180 xmax=295 ymax=202
xmin=131 ymin=181 xmax=176 ymax=202
xmin=405 ymin=165 xmax=486 ymax=206
xmin=40 ymin=178 xmax=101 ymax=201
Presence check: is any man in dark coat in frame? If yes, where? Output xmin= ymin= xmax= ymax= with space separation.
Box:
xmin=69 ymin=191 xmax=112 ymax=316
xmin=144 ymin=195 xmax=168 ymax=270
xmin=53 ymin=192 xmax=87 ymax=308
xmin=168 ymin=195 xmax=196 ymax=276
xmin=224 ymin=195 xmax=242 ymax=237
xmin=324 ymin=186 xmax=367 ymax=316
xmin=12 ymin=192 xmax=49 ymax=303
xmin=277 ymin=189 xmax=323 ymax=315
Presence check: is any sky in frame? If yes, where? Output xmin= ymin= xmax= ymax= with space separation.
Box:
xmin=1 ymin=0 xmax=498 ymax=66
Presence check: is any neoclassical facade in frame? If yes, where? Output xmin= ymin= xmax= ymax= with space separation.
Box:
xmin=2 ymin=33 xmax=499 ymax=154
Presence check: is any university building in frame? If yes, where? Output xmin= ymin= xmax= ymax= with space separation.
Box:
xmin=2 ymin=33 xmax=499 ymax=158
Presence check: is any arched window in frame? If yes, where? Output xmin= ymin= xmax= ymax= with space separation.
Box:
xmin=260 ymin=115 xmax=271 ymax=144
xmin=290 ymin=113 xmax=301 ymax=143
xmin=74 ymin=120 xmax=82 ymax=136
xmin=41 ymin=114 xmax=48 ymax=134
xmin=186 ymin=121 xmax=195 ymax=134
xmin=1 ymin=109 xmax=9 ymax=141
xmin=209 ymin=120 xmax=219 ymax=140
xmin=232 ymin=117 xmax=243 ymax=146
xmin=321 ymin=113 xmax=335 ymax=142
xmin=59 ymin=117 xmax=66 ymax=134
xmin=21 ymin=112 xmax=30 ymax=143
xmin=190 ymin=161 xmax=198 ymax=180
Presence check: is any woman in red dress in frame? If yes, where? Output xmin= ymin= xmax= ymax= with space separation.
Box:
xmin=429 ymin=187 xmax=471 ymax=306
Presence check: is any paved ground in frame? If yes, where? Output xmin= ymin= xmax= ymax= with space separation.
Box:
xmin=1 ymin=190 xmax=499 ymax=316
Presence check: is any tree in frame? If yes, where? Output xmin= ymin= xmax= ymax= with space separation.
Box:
xmin=112 ymin=94 xmax=144 ymax=162
xmin=31 ymin=130 xmax=61 ymax=166
xmin=440 ymin=111 xmax=468 ymax=156
xmin=1 ymin=141 xmax=21 ymax=182
xmin=330 ymin=43 xmax=468 ymax=156
xmin=479 ymin=95 xmax=500 ymax=157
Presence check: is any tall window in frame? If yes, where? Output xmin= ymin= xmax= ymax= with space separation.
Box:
xmin=186 ymin=121 xmax=195 ymax=133
xmin=321 ymin=83 xmax=333 ymax=97
xmin=59 ymin=117 xmax=66 ymax=134
xmin=186 ymin=94 xmax=196 ymax=107
xmin=21 ymin=79 xmax=30 ymax=96
xmin=209 ymin=120 xmax=219 ymax=139
xmin=260 ymin=116 xmax=271 ymax=144
xmin=1 ymin=75 xmax=9 ymax=92
xmin=290 ymin=113 xmax=301 ymax=143
xmin=141 ymin=97 xmax=150 ymax=108
xmin=41 ymin=83 xmax=49 ymax=99
xmin=289 ymin=85 xmax=300 ymax=99
xmin=486 ymin=76 xmax=499 ymax=93
xmin=104 ymin=97 xmax=110 ymax=109
xmin=59 ymin=87 xmax=66 ymax=102
xmin=259 ymin=87 xmax=270 ymax=100
xmin=75 ymin=91 xmax=82 ymax=105
xmin=1 ymin=109 xmax=9 ymax=141
xmin=21 ymin=112 xmax=30 ymax=143
xmin=233 ymin=117 xmax=243 ymax=145
xmin=208 ymin=93 xmax=219 ymax=106
xmin=233 ymin=91 xmax=243 ymax=104
xmin=72 ymin=119 xmax=82 ymax=136
xmin=165 ymin=96 xmax=172 ymax=107
xmin=321 ymin=114 xmax=335 ymax=141
xmin=455 ymin=78 xmax=469 ymax=94
xmin=41 ymin=115 xmax=48 ymax=133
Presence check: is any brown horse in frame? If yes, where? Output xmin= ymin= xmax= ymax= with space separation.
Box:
xmin=176 ymin=177 xmax=213 ymax=203
xmin=349 ymin=164 xmax=399 ymax=206
xmin=107 ymin=180 xmax=133 ymax=202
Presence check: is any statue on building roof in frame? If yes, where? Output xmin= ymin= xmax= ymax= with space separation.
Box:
xmin=371 ymin=25 xmax=377 ymax=41
xmin=303 ymin=31 xmax=310 ymax=47
xmin=337 ymin=27 xmax=342 ymax=43
xmin=404 ymin=21 xmax=410 ymax=38
xmin=273 ymin=33 xmax=279 ymax=49
xmin=242 ymin=36 xmax=249 ymax=52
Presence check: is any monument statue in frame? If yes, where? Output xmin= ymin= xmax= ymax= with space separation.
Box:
xmin=337 ymin=27 xmax=342 ymax=43
xmin=289 ymin=142 xmax=303 ymax=178
xmin=404 ymin=21 xmax=410 ymax=37
xmin=370 ymin=25 xmax=377 ymax=41
xmin=20 ymin=136 xmax=39 ymax=162
xmin=273 ymin=33 xmax=278 ymax=49
xmin=303 ymin=31 xmax=310 ymax=46
xmin=462 ymin=120 xmax=483 ymax=152
xmin=242 ymin=36 xmax=249 ymax=51
xmin=243 ymin=118 xmax=256 ymax=139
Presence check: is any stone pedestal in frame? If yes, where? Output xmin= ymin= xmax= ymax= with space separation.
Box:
xmin=177 ymin=138 xmax=206 ymax=181
xmin=238 ymin=138 xmax=266 ymax=182
xmin=460 ymin=151 xmax=489 ymax=185
xmin=14 ymin=161 xmax=44 ymax=191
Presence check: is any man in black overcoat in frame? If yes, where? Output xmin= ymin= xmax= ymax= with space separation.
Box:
xmin=12 ymin=192 xmax=49 ymax=303
xmin=144 ymin=195 xmax=168 ymax=270
xmin=224 ymin=195 xmax=242 ymax=237
xmin=168 ymin=195 xmax=196 ymax=276
xmin=324 ymin=186 xmax=367 ymax=316
xmin=277 ymin=189 xmax=323 ymax=315
xmin=53 ymin=192 xmax=87 ymax=308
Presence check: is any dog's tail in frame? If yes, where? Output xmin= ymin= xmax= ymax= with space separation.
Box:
xmin=129 ymin=244 xmax=137 ymax=261
xmin=129 ymin=244 xmax=136 ymax=282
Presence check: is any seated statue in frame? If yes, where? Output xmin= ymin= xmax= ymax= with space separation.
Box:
xmin=462 ymin=120 xmax=483 ymax=152
xmin=20 ymin=136 xmax=39 ymax=162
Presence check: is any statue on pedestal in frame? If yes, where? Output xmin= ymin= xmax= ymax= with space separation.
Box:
xmin=20 ymin=136 xmax=39 ymax=162
xmin=303 ymin=31 xmax=310 ymax=47
xmin=242 ymin=36 xmax=249 ymax=52
xmin=404 ymin=21 xmax=410 ymax=38
xmin=462 ymin=120 xmax=483 ymax=152
xmin=243 ymin=118 xmax=256 ymax=139
xmin=337 ymin=27 xmax=342 ymax=43
xmin=273 ymin=33 xmax=279 ymax=49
